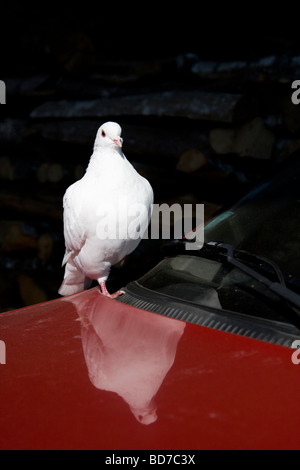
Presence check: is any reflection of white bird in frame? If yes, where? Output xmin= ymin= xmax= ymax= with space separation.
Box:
xmin=58 ymin=121 xmax=153 ymax=298
xmin=68 ymin=288 xmax=185 ymax=425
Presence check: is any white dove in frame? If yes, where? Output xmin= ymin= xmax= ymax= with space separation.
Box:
xmin=58 ymin=121 xmax=153 ymax=298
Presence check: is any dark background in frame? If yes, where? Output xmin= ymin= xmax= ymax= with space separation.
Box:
xmin=1 ymin=4 xmax=300 ymax=311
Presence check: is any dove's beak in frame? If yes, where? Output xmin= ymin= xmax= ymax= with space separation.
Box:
xmin=113 ymin=137 xmax=123 ymax=148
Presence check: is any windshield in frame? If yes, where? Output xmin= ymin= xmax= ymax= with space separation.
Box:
xmin=138 ymin=254 xmax=296 ymax=323
xmin=138 ymin=157 xmax=300 ymax=325
xmin=204 ymin=157 xmax=300 ymax=285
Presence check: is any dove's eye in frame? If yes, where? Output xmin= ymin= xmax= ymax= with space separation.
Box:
xmin=101 ymin=130 xmax=106 ymax=137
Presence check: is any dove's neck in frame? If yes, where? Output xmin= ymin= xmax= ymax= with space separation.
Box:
xmin=86 ymin=147 xmax=124 ymax=176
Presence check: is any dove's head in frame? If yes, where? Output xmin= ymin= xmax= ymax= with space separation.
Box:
xmin=94 ymin=121 xmax=123 ymax=150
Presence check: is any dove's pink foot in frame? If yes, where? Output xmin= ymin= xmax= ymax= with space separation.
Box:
xmin=99 ymin=281 xmax=124 ymax=298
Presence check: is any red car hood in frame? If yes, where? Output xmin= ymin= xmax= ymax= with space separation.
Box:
xmin=0 ymin=287 xmax=299 ymax=450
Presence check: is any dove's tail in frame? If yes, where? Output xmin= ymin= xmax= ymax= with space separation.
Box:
xmin=58 ymin=259 xmax=92 ymax=296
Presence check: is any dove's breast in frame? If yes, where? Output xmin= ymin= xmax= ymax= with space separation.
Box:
xmin=63 ymin=154 xmax=153 ymax=278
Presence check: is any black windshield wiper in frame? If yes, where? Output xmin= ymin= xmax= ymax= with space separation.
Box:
xmin=202 ymin=242 xmax=300 ymax=314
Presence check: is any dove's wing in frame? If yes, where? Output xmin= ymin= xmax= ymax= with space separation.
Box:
xmin=62 ymin=182 xmax=87 ymax=264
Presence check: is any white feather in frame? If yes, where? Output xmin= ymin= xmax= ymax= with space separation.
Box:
xmin=58 ymin=122 xmax=153 ymax=296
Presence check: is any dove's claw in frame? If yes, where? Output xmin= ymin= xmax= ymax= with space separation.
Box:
xmin=110 ymin=290 xmax=125 ymax=299
xmin=99 ymin=281 xmax=124 ymax=298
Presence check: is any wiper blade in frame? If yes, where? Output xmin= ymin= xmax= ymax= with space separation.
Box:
xmin=227 ymin=246 xmax=286 ymax=286
xmin=204 ymin=242 xmax=300 ymax=314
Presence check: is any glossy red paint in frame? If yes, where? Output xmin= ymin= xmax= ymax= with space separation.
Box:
xmin=0 ymin=287 xmax=299 ymax=450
